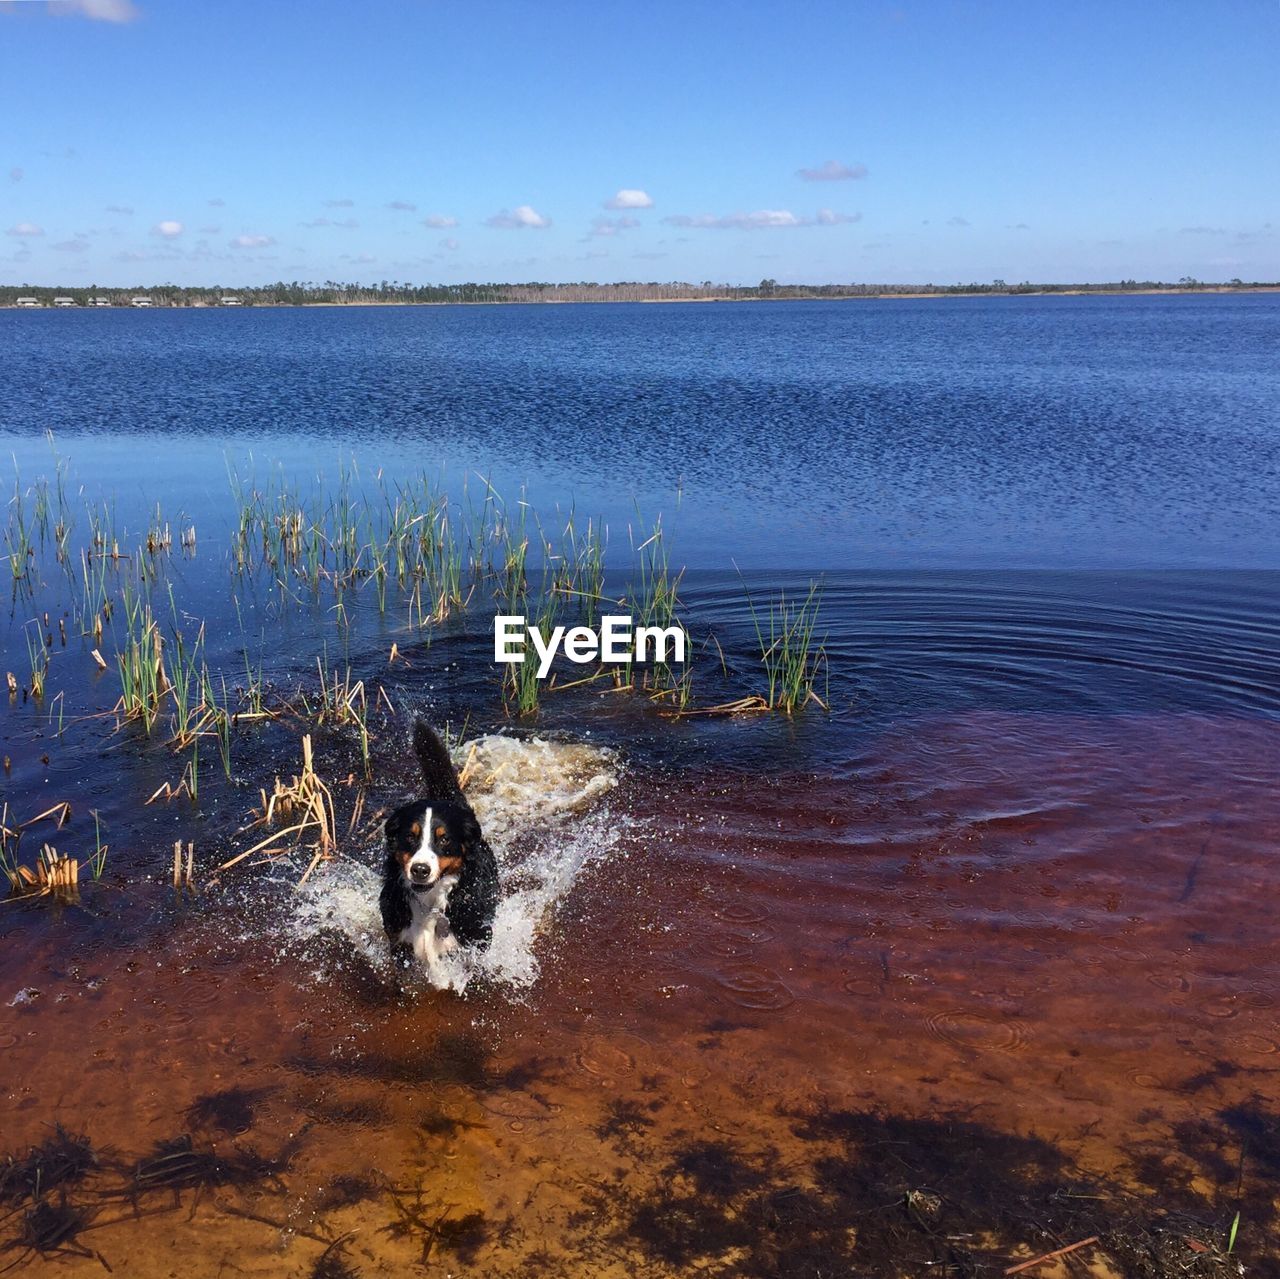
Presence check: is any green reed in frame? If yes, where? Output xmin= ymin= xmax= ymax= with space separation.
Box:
xmin=23 ymin=621 xmax=49 ymax=699
xmin=743 ymin=578 xmax=828 ymax=713
xmin=89 ymin=810 xmax=108 ymax=880
xmin=622 ymin=515 xmax=690 ymax=708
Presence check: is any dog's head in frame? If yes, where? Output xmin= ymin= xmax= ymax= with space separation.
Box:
xmin=384 ymin=799 xmax=481 ymax=892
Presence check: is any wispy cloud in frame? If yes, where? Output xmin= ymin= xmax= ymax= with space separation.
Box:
xmin=1180 ymin=225 xmax=1226 ymax=235
xmin=9 ymin=168 xmax=22 ymax=184
xmin=230 ymin=233 xmax=275 ymax=249
xmin=486 ymin=205 xmax=551 ymax=229
xmin=387 ymin=200 xmax=417 ymax=211
xmin=588 ymin=215 xmax=640 ymax=238
xmin=54 ymin=0 xmax=141 ymax=23
xmin=208 ymin=197 xmax=225 ymax=207
xmin=6 ymin=222 xmax=43 ymax=237
xmin=440 ymin=237 xmax=460 ymax=251
xmin=105 ymin=203 xmax=133 ymax=214
xmin=604 ymin=188 xmax=653 ymax=210
xmin=663 ymin=208 xmax=858 ymax=230
xmin=52 ymin=238 xmax=89 ymax=253
xmin=947 ymin=215 xmax=970 ymax=227
xmin=301 ymin=217 xmax=358 ymax=229
xmin=324 ymin=198 xmax=355 ymax=208
xmin=422 ymin=214 xmax=458 ymax=229
xmin=796 ymin=160 xmax=868 ymax=182
xmin=152 ymin=219 xmax=183 ymax=238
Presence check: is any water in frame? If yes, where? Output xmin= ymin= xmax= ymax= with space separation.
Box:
xmin=1 ymin=297 xmax=1278 ymax=1276
xmin=2 ymin=293 xmax=1278 ymax=568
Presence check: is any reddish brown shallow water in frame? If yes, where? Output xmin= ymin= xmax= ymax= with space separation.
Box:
xmin=3 ymin=710 xmax=1279 ymax=1276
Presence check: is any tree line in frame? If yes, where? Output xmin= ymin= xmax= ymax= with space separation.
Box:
xmin=1 ymin=277 xmax=1272 ymax=307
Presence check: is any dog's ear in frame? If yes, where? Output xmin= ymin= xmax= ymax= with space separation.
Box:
xmin=384 ymin=810 xmax=403 ymax=846
xmin=458 ymin=806 xmax=483 ymax=851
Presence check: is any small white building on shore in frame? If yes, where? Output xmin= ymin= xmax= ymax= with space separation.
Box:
xmin=90 ymin=297 xmax=111 ymax=307
xmin=130 ymin=296 xmax=153 ymax=307
xmin=16 ymin=297 xmax=39 ymax=307
xmin=53 ymin=296 xmax=76 ymax=308
xmin=219 ymin=295 xmax=242 ymax=306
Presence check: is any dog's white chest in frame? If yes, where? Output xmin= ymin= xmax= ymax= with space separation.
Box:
xmin=398 ymin=876 xmax=459 ymax=965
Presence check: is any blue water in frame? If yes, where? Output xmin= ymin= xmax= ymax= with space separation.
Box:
xmin=2 ymin=294 xmax=1277 ymax=569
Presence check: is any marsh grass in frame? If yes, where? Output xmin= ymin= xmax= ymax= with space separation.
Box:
xmin=5 ymin=478 xmax=35 ymax=584
xmin=23 ymin=621 xmax=49 ymax=699
xmin=743 ymin=578 xmax=828 ymax=713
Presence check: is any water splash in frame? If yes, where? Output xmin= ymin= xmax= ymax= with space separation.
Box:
xmin=290 ymin=734 xmax=622 ymax=993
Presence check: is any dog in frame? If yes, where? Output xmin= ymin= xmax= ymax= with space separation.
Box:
xmin=380 ymin=721 xmax=499 ymax=967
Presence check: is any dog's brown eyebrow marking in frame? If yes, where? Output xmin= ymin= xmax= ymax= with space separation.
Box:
xmin=434 ymin=825 xmax=446 ymax=839
xmin=409 ymin=821 xmax=421 ymax=838
xmin=438 ymin=856 xmax=463 ymax=874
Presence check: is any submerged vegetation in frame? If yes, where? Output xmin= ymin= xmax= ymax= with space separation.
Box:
xmin=0 ymin=441 xmax=827 ymax=898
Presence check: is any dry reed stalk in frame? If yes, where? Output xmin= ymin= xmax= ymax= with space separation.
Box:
xmin=18 ymin=801 xmax=72 ymax=831
xmin=456 ymin=743 xmax=480 ymax=791
xmin=666 ymin=695 xmax=770 ymax=717
xmin=4 ymin=843 xmax=79 ymax=900
xmin=171 ymin=840 xmax=195 ymax=889
xmin=218 ymin=734 xmax=338 ymax=883
xmin=146 ymin=779 xmax=192 ymax=804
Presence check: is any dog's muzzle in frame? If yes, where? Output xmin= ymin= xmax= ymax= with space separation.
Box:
xmin=409 ymin=862 xmax=438 ymax=889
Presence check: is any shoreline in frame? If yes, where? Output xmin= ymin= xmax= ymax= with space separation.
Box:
xmin=3 ymin=284 xmax=1279 ymax=309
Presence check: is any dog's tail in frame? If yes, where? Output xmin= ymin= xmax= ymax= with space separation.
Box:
xmin=413 ymin=720 xmax=463 ymax=799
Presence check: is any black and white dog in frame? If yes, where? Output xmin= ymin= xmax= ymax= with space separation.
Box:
xmin=380 ymin=721 xmax=499 ymax=966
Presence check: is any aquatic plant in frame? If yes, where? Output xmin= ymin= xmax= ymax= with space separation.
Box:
xmin=743 ymin=578 xmax=828 ymax=713
xmin=22 ymin=621 xmax=49 ymax=700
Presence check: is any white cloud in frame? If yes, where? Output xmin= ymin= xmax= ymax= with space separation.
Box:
xmin=6 ymin=222 xmax=43 ymax=237
xmin=440 ymin=237 xmax=461 ymax=251
xmin=422 ymin=214 xmax=458 ymax=229
xmin=56 ymin=0 xmax=141 ymax=23
xmin=152 ymin=219 xmax=183 ymax=238
xmin=387 ymin=200 xmax=417 ymax=211
xmin=486 ymin=204 xmax=551 ymax=229
xmin=663 ymin=208 xmax=858 ymax=231
xmin=816 ymin=208 xmax=861 ymax=225
xmin=605 ymin=188 xmax=653 ymax=210
xmin=230 ymin=233 xmax=275 ymax=248
xmin=589 ymin=215 xmax=640 ymax=238
xmin=796 ymin=160 xmax=869 ymax=182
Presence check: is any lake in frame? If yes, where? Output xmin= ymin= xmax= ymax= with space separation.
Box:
xmin=1 ymin=296 xmax=1277 ymax=1277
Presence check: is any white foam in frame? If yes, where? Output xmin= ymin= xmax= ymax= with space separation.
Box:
xmin=289 ymin=734 xmax=622 ymax=994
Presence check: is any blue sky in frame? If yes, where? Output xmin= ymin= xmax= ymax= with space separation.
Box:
xmin=1 ymin=0 xmax=1276 ymax=287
